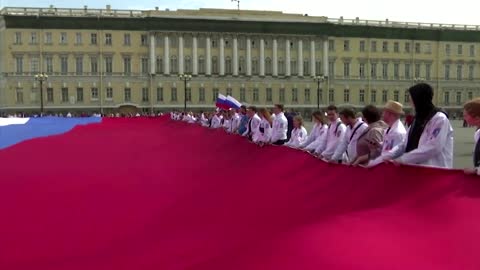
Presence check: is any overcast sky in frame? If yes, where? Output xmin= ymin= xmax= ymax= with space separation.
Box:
xmin=3 ymin=0 xmax=479 ymax=26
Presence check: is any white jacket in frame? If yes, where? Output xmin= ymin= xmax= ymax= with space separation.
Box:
xmin=304 ymin=124 xmax=329 ymax=152
xmin=229 ymin=113 xmax=241 ymax=133
xmin=285 ymin=127 xmax=308 ymax=148
xmin=368 ymin=119 xmax=407 ymax=167
xmin=211 ymin=115 xmax=223 ymax=129
xmin=331 ymin=119 xmax=368 ymax=163
xmin=222 ymin=119 xmax=230 ymax=130
xmin=300 ymin=123 xmax=326 ymax=150
xmin=271 ymin=112 xmax=288 ymax=142
xmin=315 ymin=118 xmax=347 ymax=159
xmin=253 ymin=118 xmax=272 ymax=143
xmin=398 ymin=112 xmax=454 ymax=169
xmin=243 ymin=114 xmax=262 ymax=137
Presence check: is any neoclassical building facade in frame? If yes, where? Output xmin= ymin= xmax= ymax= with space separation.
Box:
xmin=1 ymin=6 xmax=480 ymax=115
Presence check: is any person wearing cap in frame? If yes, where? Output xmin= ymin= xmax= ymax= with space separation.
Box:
xmin=462 ymin=98 xmax=480 ymax=176
xmin=392 ymin=83 xmax=454 ymax=169
xmin=242 ymin=106 xmax=261 ymax=141
xmin=366 ymin=101 xmax=407 ymax=168
xmin=270 ymin=104 xmax=289 ymax=145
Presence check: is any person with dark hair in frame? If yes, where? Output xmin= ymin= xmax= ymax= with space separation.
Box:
xmin=463 ymin=98 xmax=480 ymax=176
xmin=314 ymin=105 xmax=347 ymax=160
xmin=299 ymin=111 xmax=328 ymax=152
xmin=236 ymin=105 xmax=249 ymax=135
xmin=391 ymin=83 xmax=454 ymax=168
xmin=285 ymin=108 xmax=297 ymax=141
xmin=254 ymin=108 xmax=273 ymax=146
xmin=242 ymin=106 xmax=261 ymax=141
xmin=330 ymin=107 xmax=368 ymax=164
xmin=271 ymin=104 xmax=288 ymax=145
xmin=352 ymin=105 xmax=388 ymax=166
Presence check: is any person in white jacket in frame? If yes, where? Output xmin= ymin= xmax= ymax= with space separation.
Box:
xmin=367 ymin=101 xmax=407 ymax=168
xmin=254 ymin=108 xmax=273 ymax=146
xmin=228 ymin=109 xmax=241 ymax=133
xmin=299 ymin=111 xmax=329 ymax=152
xmin=393 ymin=83 xmax=454 ymax=169
xmin=210 ymin=111 xmax=223 ymax=129
xmin=462 ymin=98 xmax=480 ymax=176
xmin=285 ymin=116 xmax=308 ymax=148
xmin=242 ymin=106 xmax=261 ymax=141
xmin=271 ymin=104 xmax=288 ymax=145
xmin=315 ymin=105 xmax=347 ymax=160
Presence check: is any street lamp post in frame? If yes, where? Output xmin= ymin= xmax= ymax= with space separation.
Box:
xmin=313 ymin=75 xmax=327 ymax=110
xmin=179 ymin=74 xmax=192 ymax=111
xmin=34 ymin=73 xmax=48 ymax=115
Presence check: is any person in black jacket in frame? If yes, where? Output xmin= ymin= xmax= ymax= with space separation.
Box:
xmin=285 ymin=109 xmax=297 ymax=141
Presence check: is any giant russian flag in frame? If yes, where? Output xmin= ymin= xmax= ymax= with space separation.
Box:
xmin=0 ymin=117 xmax=480 ymax=270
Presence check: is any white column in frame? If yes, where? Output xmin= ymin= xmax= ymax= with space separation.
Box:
xmin=164 ymin=35 xmax=170 ymax=75
xmin=149 ymin=33 xmax=156 ymax=74
xmin=233 ymin=36 xmax=239 ymax=76
xmin=192 ymin=35 xmax=198 ymax=75
xmin=259 ymin=38 xmax=265 ymax=77
xmin=323 ymin=39 xmax=329 ymax=77
xmin=310 ymin=39 xmax=316 ymax=76
xmin=273 ymin=38 xmax=278 ymax=77
xmin=206 ymin=36 xmax=212 ymax=76
xmin=178 ymin=35 xmax=184 ymax=75
xmin=246 ymin=37 xmax=252 ymax=76
xmin=285 ymin=39 xmax=291 ymax=77
xmin=219 ymin=36 xmax=225 ymax=76
xmin=298 ymin=39 xmax=303 ymax=77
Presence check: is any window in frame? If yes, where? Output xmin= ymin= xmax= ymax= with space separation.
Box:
xmin=445 ymin=64 xmax=450 ymax=80
xmin=124 ymin=34 xmax=131 ymax=46
xmin=156 ymin=57 xmax=163 ymax=74
xmin=240 ymin=88 xmax=246 ymax=102
xmin=457 ymin=65 xmax=463 ymax=80
xmin=278 ymin=58 xmax=284 ymax=75
xmin=211 ymin=38 xmax=217 ymax=48
xmin=382 ymin=41 xmax=388 ymax=52
xmin=404 ymin=90 xmax=410 ymax=103
xmin=445 ymin=44 xmax=451 ymax=56
xmin=76 ymin=88 xmax=84 ymax=102
xmin=185 ymin=57 xmax=192 ymax=74
xmin=393 ymin=90 xmax=399 ymax=102
xmin=213 ymin=88 xmax=219 ymax=102
xmin=31 ymin=32 xmax=38 ymax=44
xmin=394 ymin=42 xmax=399 ymax=53
xmin=170 ymin=36 xmax=178 ymax=48
xmin=30 ymin=57 xmax=39 ymax=73
xmin=185 ymin=88 xmax=191 ymax=102
xmin=45 ymin=32 xmax=52 ymax=44
xmin=382 ymin=63 xmax=388 ymax=79
xmin=290 ymin=59 xmax=297 ymax=76
xmin=46 ymin=57 xmax=53 ymax=74
xmin=359 ymin=40 xmax=366 ymax=52
xmin=142 ymin=87 xmax=149 ymax=102
xmin=47 ymin=88 xmax=54 ymax=102
xmin=212 ymin=56 xmax=219 ymax=74
xmin=470 ymin=45 xmax=475 ymax=57
xmin=425 ymin=43 xmax=432 ymax=54
xmin=124 ymin=88 xmax=132 ymax=102
xmin=199 ymin=87 xmax=205 ymax=102
xmin=199 ymin=57 xmax=205 ymax=74
xmin=141 ymin=57 xmax=149 ymax=74
xmin=171 ymin=88 xmax=177 ymax=102
xmin=382 ymin=90 xmax=388 ymax=103
xmin=292 ymin=88 xmax=298 ymax=102
xmin=156 ymin=87 xmax=163 ymax=102
xmin=91 ymin=88 xmax=99 ymax=100
xmin=329 ymin=61 xmax=335 ymax=77
xmin=124 ymin=57 xmax=133 ymax=75
xmin=141 ymin=34 xmax=148 ymax=46
xmin=415 ymin=63 xmax=421 ymax=78
xmin=14 ymin=32 xmax=22 ymax=44
xmin=468 ymin=91 xmax=473 ymax=100
xmin=343 ymin=89 xmax=350 ymax=103
xmin=371 ymin=90 xmax=377 ymax=103
xmin=105 ymin=33 xmax=112 ymax=46
xmin=303 ymin=59 xmax=309 ymax=75
xmin=305 ymin=88 xmax=311 ymax=103
xmin=394 ymin=63 xmax=400 ymax=80
xmin=371 ymin=63 xmax=377 ymax=78
xmin=315 ymin=61 xmax=322 ymax=76
xmin=61 ymin=88 xmax=69 ymax=103
xmin=253 ymin=88 xmax=259 ymax=102
xmin=359 ymin=89 xmax=365 ymax=103
xmin=343 ymin=62 xmax=350 ymax=78
xmin=344 ymin=40 xmax=350 ymax=51
xmin=105 ymin=57 xmax=113 ymax=74
xmin=328 ymin=89 xmax=334 ymax=103
xmin=75 ymin=33 xmax=82 ymax=45
xmin=90 ymin=57 xmax=98 ymax=74
xmin=15 ymin=56 xmax=23 ymax=74
xmin=279 ymin=88 xmax=285 ymax=102
xmin=405 ymin=42 xmax=411 ymax=53
xmin=371 ymin=41 xmax=377 ymax=52
xmin=60 ymin=56 xmax=68 ymax=75
xmin=415 ymin=43 xmax=421 ymax=54
xmin=265 ymin=58 xmax=272 ymax=75
xmin=75 ymin=57 xmax=83 ymax=75
xmin=328 ymin=40 xmax=335 ymax=51
xmin=426 ymin=64 xmax=431 ymax=80
xmin=469 ymin=65 xmax=475 ymax=80
xmin=16 ymin=89 xmax=23 ymax=104
xmin=91 ymin=33 xmax=97 ymax=45
xmin=106 ymin=88 xmax=113 ymax=99
xmin=226 ymin=88 xmax=233 ymax=97
xmin=405 ymin=63 xmax=411 ymax=79
xmin=456 ymin=92 xmax=462 ymax=105
xmin=60 ymin=32 xmax=67 ymax=44
xmin=444 ymin=91 xmax=450 ymax=105
xmin=266 ymin=88 xmax=273 ymax=102
xmin=359 ymin=63 xmax=366 ymax=79
xmin=458 ymin=44 xmax=463 ymax=55
xmin=170 ymin=56 xmax=178 ymax=74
